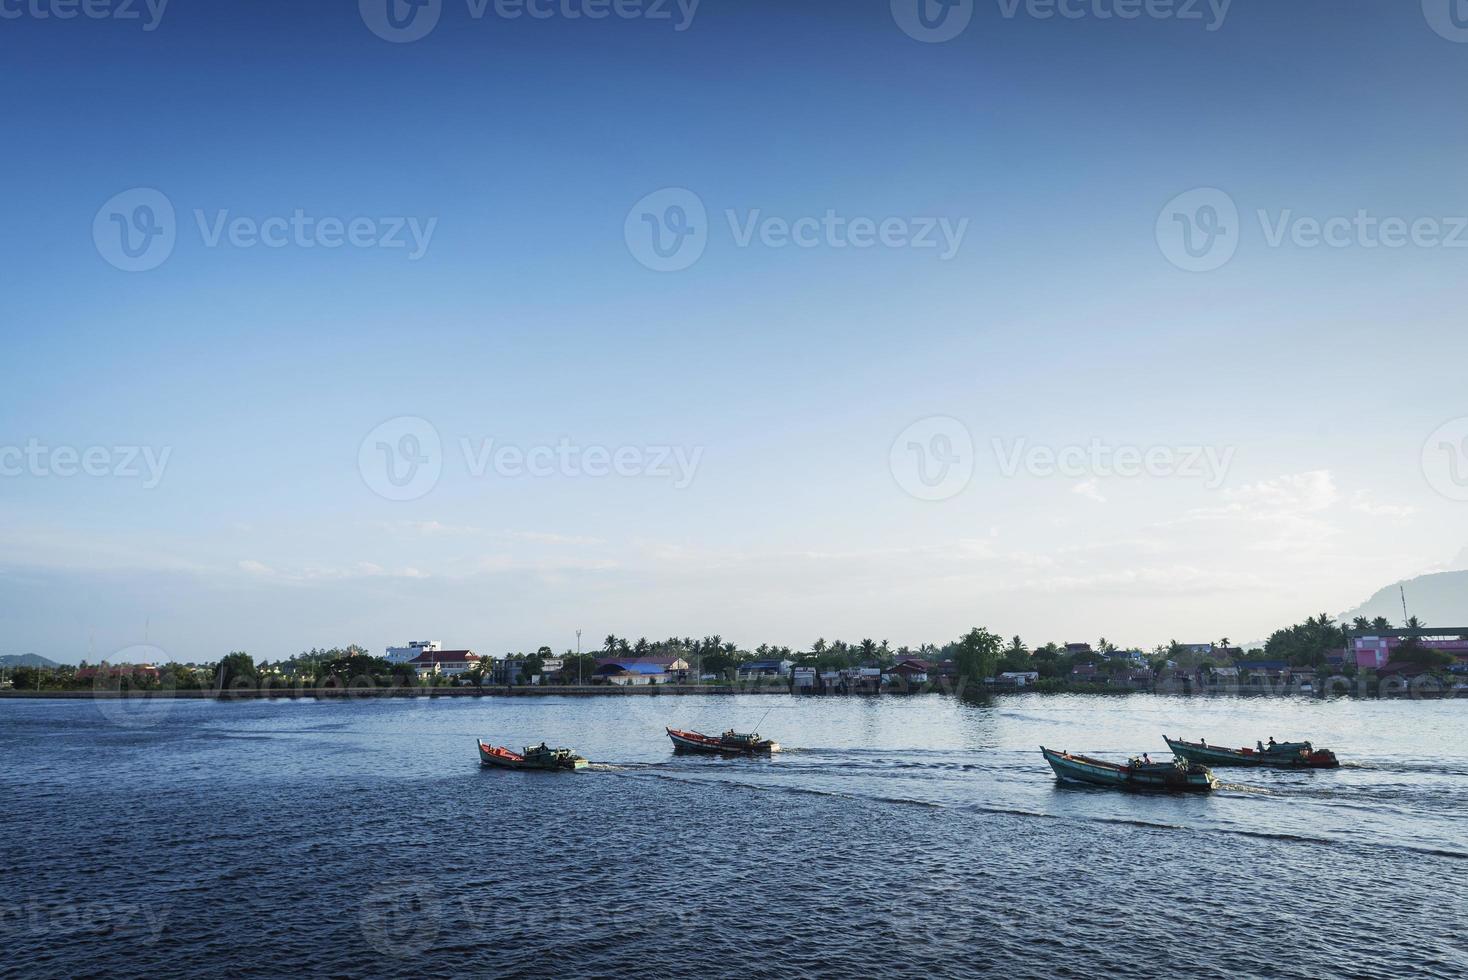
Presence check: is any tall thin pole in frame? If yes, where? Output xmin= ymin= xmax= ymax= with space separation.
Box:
xmin=576 ymin=629 xmax=582 ymax=686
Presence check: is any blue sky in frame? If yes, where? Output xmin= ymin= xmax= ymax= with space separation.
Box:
xmin=4 ymin=0 xmax=1468 ymax=663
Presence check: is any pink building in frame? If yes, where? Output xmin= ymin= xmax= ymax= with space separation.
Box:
xmin=1352 ymin=636 xmax=1468 ymax=669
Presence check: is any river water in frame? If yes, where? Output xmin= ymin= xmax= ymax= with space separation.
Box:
xmin=2 ymin=694 xmax=1464 ymax=978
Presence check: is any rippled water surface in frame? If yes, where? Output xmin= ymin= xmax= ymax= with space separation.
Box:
xmin=3 ymin=694 xmax=1465 ymax=978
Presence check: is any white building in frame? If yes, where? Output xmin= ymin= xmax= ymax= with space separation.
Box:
xmin=736 ymin=659 xmax=794 ymax=679
xmin=409 ymin=650 xmax=482 ymax=677
xmin=386 ymin=640 xmax=440 ymax=665
xmin=998 ymin=671 xmax=1040 ymax=687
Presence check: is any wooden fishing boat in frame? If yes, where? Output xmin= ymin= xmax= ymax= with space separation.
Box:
xmin=1164 ymin=735 xmax=1339 ymax=769
xmin=1040 ymin=746 xmax=1218 ymax=793
xmin=666 ymin=727 xmax=779 ymax=755
xmin=477 ymin=740 xmax=587 ymax=771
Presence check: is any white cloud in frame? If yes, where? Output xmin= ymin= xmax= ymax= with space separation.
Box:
xmin=1348 ymin=490 xmax=1415 ymax=519
xmin=1072 ymin=479 xmax=1107 ymax=503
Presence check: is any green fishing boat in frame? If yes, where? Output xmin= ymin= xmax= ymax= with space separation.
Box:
xmin=478 ymin=739 xmax=587 ymax=771
xmin=1164 ymin=735 xmax=1339 ymax=769
xmin=1041 ymin=746 xmax=1218 ymax=793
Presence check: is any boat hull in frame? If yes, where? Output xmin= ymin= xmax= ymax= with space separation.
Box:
xmin=478 ymin=740 xmax=587 ymax=771
xmin=1164 ymin=736 xmax=1339 ymax=769
xmin=666 ymin=728 xmax=778 ymax=755
xmin=1041 ymin=746 xmax=1218 ymax=793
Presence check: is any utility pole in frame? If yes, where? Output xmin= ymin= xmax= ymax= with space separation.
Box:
xmin=576 ymin=629 xmax=582 ymax=687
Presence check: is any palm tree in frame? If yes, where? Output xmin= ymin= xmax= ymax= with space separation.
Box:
xmin=812 ymin=637 xmax=827 ymax=656
xmin=603 ymin=634 xmax=618 ymax=654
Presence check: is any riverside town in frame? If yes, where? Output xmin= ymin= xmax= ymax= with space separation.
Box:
xmin=7 ymin=613 xmax=1465 ymax=700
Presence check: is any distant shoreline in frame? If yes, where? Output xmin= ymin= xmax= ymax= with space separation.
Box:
xmin=0 ymin=680 xmax=1462 ymax=701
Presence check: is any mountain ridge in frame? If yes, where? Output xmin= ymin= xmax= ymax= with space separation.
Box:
xmin=0 ymin=653 xmax=62 ymax=668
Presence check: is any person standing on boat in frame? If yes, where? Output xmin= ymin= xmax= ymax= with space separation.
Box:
xmin=1142 ymin=753 xmax=1152 ymax=765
